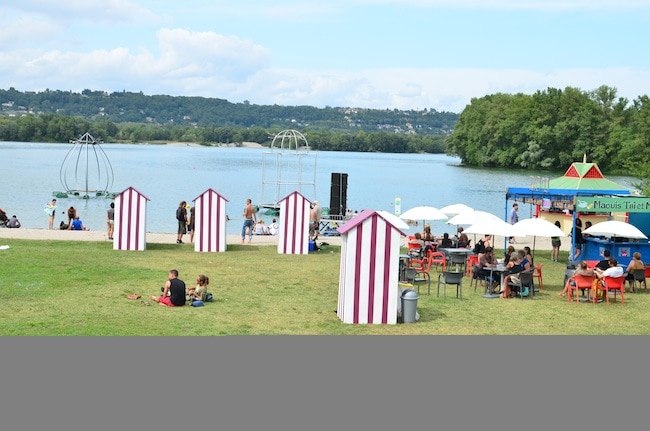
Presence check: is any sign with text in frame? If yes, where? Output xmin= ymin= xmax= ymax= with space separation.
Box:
xmin=574 ymin=196 xmax=650 ymax=213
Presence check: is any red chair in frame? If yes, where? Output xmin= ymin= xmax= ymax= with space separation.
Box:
xmin=533 ymin=263 xmax=544 ymax=290
xmin=600 ymin=276 xmax=626 ymax=305
xmin=567 ymin=274 xmax=596 ymax=303
xmin=428 ymin=251 xmax=447 ymax=273
xmin=466 ymin=254 xmax=479 ymax=277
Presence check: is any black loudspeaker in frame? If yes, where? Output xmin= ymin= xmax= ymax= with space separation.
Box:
xmin=329 ymin=173 xmax=348 ymax=216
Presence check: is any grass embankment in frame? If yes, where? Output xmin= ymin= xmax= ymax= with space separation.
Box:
xmin=1 ymin=239 xmax=648 ymax=335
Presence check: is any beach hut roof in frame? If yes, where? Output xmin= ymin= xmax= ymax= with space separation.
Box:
xmin=337 ymin=209 xmax=407 ymax=237
xmin=506 ymin=161 xmax=630 ymax=204
xmin=547 ymin=162 xmax=629 ymax=191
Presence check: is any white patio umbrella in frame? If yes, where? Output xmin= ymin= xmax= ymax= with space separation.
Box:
xmin=583 ymin=220 xmax=648 ymax=240
xmin=439 ymin=203 xmax=474 ymax=217
xmin=464 ymin=218 xmax=519 ymax=238
xmin=399 ymin=206 xmax=448 ymax=224
xmin=513 ymin=218 xmax=566 ymax=238
xmin=378 ymin=210 xmax=410 ymax=230
xmin=447 ymin=210 xmax=502 ymax=226
xmin=513 ymin=217 xmax=566 ymax=255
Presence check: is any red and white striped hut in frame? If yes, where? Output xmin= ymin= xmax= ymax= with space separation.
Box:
xmin=192 ymin=188 xmax=229 ymax=253
xmin=113 ymin=186 xmax=150 ymax=251
xmin=336 ymin=209 xmax=407 ymax=324
xmin=277 ymin=191 xmax=311 ymax=255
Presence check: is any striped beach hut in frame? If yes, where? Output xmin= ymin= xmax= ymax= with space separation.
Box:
xmin=337 ymin=209 xmax=407 ymax=324
xmin=277 ymin=191 xmax=311 ymax=255
xmin=113 ymin=186 xmax=149 ymax=251
xmin=193 ymin=188 xmax=229 ymax=253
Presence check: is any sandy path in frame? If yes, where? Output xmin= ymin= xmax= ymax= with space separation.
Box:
xmin=0 ymin=227 xmax=341 ymax=246
xmin=1 ymin=228 xmax=557 ymax=251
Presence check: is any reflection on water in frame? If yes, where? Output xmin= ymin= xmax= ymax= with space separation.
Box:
xmin=0 ymin=142 xmax=639 ymax=236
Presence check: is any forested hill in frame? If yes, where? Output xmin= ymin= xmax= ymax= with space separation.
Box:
xmin=0 ymin=87 xmax=457 ymax=136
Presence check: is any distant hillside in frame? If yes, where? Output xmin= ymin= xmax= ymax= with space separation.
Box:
xmin=0 ymin=87 xmax=458 ymax=136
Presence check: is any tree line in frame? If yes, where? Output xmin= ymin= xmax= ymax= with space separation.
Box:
xmin=0 ymin=112 xmax=446 ymax=154
xmin=0 ymin=87 xmax=457 ymax=136
xmin=446 ymin=86 xmax=650 ymax=186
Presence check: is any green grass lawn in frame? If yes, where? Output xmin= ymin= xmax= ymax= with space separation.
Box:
xmin=1 ymin=239 xmax=648 ymax=335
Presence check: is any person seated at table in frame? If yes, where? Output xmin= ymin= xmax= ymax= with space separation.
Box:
xmin=456 ymin=227 xmax=470 ymax=248
xmin=474 ymin=234 xmax=492 ymax=262
xmin=524 ymin=246 xmax=534 ymax=266
xmin=407 ymin=232 xmax=425 ymax=256
xmin=593 ymin=257 xmax=624 ymax=301
xmin=421 ymin=224 xmax=437 ymax=254
xmin=477 ymin=246 xmax=499 ymax=289
xmin=504 ymin=245 xmax=516 ymax=266
xmin=502 ymin=249 xmax=532 ymax=298
xmin=558 ymin=260 xmax=595 ymax=297
xmin=439 ymin=232 xmax=453 ymax=248
xmin=478 ymin=234 xmax=492 ymax=252
xmin=624 ymin=252 xmax=644 ymax=292
xmin=595 ymin=249 xmax=611 ymax=271
xmin=421 ymin=224 xmax=435 ymax=244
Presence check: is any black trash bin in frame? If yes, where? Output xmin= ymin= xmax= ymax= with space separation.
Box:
xmin=400 ymin=288 xmax=419 ymax=323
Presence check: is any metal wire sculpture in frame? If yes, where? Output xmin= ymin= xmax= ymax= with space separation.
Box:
xmin=259 ymin=129 xmax=317 ymax=209
xmin=59 ymin=132 xmax=114 ymax=199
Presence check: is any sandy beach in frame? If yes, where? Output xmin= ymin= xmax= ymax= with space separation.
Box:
xmin=0 ymin=227 xmax=556 ymax=251
xmin=0 ymin=227 xmax=341 ymax=247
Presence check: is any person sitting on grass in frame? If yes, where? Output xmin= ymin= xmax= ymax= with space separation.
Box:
xmin=152 ymin=269 xmax=186 ymax=307
xmin=187 ymin=274 xmax=209 ymax=302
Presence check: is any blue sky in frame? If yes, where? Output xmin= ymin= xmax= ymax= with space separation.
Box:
xmin=1 ymin=0 xmax=649 ymax=113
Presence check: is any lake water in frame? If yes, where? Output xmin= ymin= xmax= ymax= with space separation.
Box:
xmin=0 ymin=141 xmax=638 ymax=236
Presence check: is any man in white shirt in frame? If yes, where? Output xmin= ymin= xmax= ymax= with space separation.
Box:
xmin=594 ymin=257 xmax=624 ymax=301
xmin=595 ymin=257 xmax=624 ymax=279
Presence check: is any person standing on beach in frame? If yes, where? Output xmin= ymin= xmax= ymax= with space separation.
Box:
xmin=508 ymin=203 xmax=519 ymax=243
xmin=106 ymin=202 xmax=115 ymax=240
xmin=176 ymin=201 xmax=188 ymax=244
xmin=188 ymin=205 xmax=195 ymax=243
xmin=551 ymin=220 xmax=562 ymax=262
xmin=242 ymin=198 xmax=256 ymax=244
xmin=45 ymin=198 xmax=57 ymax=230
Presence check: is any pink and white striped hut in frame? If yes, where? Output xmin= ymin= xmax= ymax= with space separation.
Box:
xmin=192 ymin=188 xmax=229 ymax=253
xmin=277 ymin=191 xmax=311 ymax=255
xmin=336 ymin=209 xmax=407 ymax=324
xmin=113 ymin=186 xmax=150 ymax=251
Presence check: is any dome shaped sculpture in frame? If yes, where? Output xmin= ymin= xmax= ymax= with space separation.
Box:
xmin=58 ymin=132 xmax=114 ymax=199
xmin=259 ymin=129 xmax=317 ymax=209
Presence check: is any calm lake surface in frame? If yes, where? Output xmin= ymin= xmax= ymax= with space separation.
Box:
xmin=0 ymin=142 xmax=638 ymax=236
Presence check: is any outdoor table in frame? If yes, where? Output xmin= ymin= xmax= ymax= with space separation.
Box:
xmin=439 ymin=248 xmax=474 ymax=272
xmin=482 ymin=265 xmax=509 ymax=298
